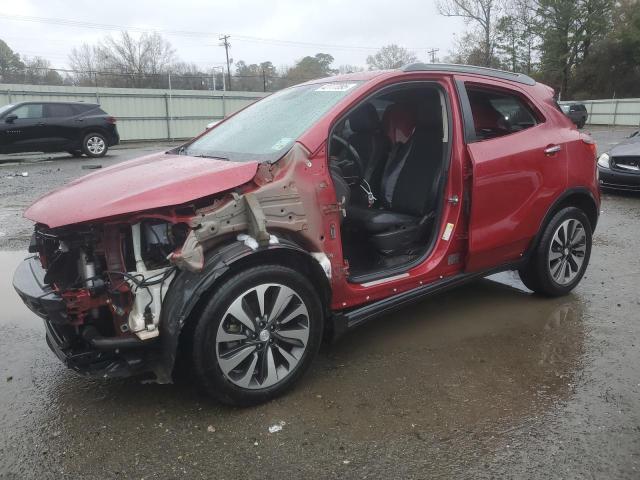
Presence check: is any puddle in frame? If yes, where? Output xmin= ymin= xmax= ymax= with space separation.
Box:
xmin=0 ymin=254 xmax=589 ymax=477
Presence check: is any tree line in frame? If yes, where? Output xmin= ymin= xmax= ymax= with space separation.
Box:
xmin=438 ymin=0 xmax=640 ymax=99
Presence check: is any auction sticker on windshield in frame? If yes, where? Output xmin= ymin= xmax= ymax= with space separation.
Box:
xmin=315 ymin=83 xmax=358 ymax=92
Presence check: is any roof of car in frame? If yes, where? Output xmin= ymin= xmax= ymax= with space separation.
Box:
xmin=298 ymin=63 xmax=537 ymax=88
xmin=402 ymin=63 xmax=536 ymax=86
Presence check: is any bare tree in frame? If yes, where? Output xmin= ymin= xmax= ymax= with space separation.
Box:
xmin=438 ymin=0 xmax=502 ymax=67
xmin=96 ymin=31 xmax=175 ymax=86
xmin=68 ymin=43 xmax=99 ymax=85
xmin=68 ymin=32 xmax=175 ymax=87
xmin=23 ymin=56 xmax=63 ymax=85
xmin=366 ymin=44 xmax=418 ymax=70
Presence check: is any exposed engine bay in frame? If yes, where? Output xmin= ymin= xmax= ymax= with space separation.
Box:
xmin=29 ymin=220 xmax=188 ymax=350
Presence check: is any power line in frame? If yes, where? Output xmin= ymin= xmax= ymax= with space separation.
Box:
xmin=0 ymin=13 xmax=433 ymax=52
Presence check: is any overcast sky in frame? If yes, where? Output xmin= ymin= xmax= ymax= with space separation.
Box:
xmin=1 ymin=0 xmax=466 ymax=72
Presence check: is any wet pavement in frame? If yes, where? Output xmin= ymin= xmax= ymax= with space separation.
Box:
xmin=1 ymin=131 xmax=639 ymax=478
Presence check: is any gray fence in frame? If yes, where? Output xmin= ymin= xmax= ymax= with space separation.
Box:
xmin=0 ymin=84 xmax=267 ymax=142
xmin=560 ymin=98 xmax=640 ymax=127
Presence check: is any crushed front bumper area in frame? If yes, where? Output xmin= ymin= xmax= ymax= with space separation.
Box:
xmin=13 ymin=256 xmax=160 ymax=379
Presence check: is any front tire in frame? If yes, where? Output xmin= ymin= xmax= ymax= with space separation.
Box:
xmin=191 ymin=264 xmax=324 ymax=406
xmin=82 ymin=133 xmax=108 ymax=158
xmin=519 ymin=207 xmax=592 ymax=296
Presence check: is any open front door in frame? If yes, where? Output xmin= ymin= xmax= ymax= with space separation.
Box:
xmin=462 ymin=84 xmax=568 ymax=272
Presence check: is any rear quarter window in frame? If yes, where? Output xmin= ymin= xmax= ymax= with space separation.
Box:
xmin=465 ymin=86 xmax=539 ymax=141
xmin=73 ymin=104 xmax=104 ymax=115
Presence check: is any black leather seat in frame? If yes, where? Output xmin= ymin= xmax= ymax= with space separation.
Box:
xmin=347 ymin=103 xmax=389 ymax=190
xmin=347 ymin=95 xmax=444 ymax=254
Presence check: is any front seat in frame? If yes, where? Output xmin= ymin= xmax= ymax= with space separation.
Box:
xmin=347 ymin=103 xmax=388 ymax=189
xmin=347 ymin=96 xmax=444 ymax=255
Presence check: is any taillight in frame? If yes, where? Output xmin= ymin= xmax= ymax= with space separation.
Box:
xmin=581 ymin=134 xmax=597 ymax=159
xmin=106 ymin=116 xmax=117 ymax=124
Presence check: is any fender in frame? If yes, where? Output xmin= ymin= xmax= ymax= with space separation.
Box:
xmin=157 ymin=237 xmax=331 ymax=380
xmin=523 ymin=186 xmax=599 ymax=261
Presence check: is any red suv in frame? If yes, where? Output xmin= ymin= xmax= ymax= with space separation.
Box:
xmin=14 ymin=64 xmax=599 ymax=405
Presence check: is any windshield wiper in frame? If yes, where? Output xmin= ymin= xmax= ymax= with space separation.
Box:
xmin=193 ymin=154 xmax=229 ymax=161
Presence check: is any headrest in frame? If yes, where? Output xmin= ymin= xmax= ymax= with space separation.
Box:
xmin=382 ymin=104 xmax=416 ymax=144
xmin=468 ymin=91 xmax=503 ymax=129
xmin=349 ymin=103 xmax=380 ymax=133
xmin=415 ymin=94 xmax=443 ymax=130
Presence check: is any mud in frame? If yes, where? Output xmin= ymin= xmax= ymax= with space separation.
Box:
xmin=1 ymin=133 xmax=640 ymax=478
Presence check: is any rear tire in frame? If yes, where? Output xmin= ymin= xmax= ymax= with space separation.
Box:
xmin=191 ymin=264 xmax=324 ymax=406
xmin=82 ymin=133 xmax=108 ymax=158
xmin=519 ymin=207 xmax=592 ymax=296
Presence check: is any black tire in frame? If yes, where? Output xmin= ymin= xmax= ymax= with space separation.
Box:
xmin=191 ymin=264 xmax=324 ymax=406
xmin=519 ymin=207 xmax=592 ymax=296
xmin=82 ymin=132 xmax=108 ymax=158
xmin=67 ymin=150 xmax=83 ymax=158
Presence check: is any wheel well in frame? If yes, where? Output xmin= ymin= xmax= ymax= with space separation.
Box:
xmin=173 ymin=248 xmax=333 ymax=372
xmin=82 ymin=128 xmax=108 ymax=139
xmin=553 ymin=192 xmax=599 ymax=231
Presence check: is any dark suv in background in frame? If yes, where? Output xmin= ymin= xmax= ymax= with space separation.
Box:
xmin=0 ymin=101 xmax=119 ymax=158
xmin=560 ymin=103 xmax=588 ymax=128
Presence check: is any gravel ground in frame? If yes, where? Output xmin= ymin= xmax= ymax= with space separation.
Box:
xmin=0 ymin=130 xmax=639 ymax=479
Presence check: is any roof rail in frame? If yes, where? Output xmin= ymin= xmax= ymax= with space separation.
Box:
xmin=402 ymin=63 xmax=536 ymax=86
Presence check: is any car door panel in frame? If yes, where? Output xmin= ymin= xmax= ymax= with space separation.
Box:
xmin=44 ymin=103 xmax=80 ymax=149
xmin=459 ymin=80 xmax=569 ymax=272
xmin=1 ymin=104 xmax=46 ymax=153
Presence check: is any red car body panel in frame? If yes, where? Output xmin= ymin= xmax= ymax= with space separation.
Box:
xmin=24 ymin=152 xmax=259 ymax=228
xmin=22 ymin=68 xmax=599 ymax=313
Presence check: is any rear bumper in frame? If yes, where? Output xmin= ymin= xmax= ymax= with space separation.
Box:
xmin=599 ymin=167 xmax=640 ymax=192
xmin=13 ymin=256 xmax=157 ymax=378
xmin=108 ymin=126 xmax=120 ymax=146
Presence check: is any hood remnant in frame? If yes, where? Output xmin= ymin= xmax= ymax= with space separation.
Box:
xmin=24 ymin=152 xmax=259 ymax=228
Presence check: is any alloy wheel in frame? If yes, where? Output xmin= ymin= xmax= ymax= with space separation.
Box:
xmin=215 ymin=283 xmax=310 ymax=389
xmin=86 ymin=136 xmax=105 ymax=155
xmin=548 ymin=218 xmax=587 ymax=285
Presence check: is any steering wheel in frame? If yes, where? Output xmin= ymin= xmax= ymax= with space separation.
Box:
xmin=331 ymin=134 xmax=364 ymax=175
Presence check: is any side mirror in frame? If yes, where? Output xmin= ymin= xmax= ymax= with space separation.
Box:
xmin=5 ymin=114 xmax=17 ymax=124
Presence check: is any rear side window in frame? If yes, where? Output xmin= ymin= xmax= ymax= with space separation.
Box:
xmin=11 ymin=104 xmax=44 ymax=119
xmin=73 ymin=104 xmax=104 ymax=115
xmin=45 ymin=104 xmax=76 ymax=118
xmin=466 ymin=87 xmax=538 ymax=140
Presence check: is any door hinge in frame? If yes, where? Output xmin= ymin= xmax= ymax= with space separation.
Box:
xmin=447 ymin=195 xmax=460 ymax=206
xmin=322 ymin=202 xmax=346 ymax=217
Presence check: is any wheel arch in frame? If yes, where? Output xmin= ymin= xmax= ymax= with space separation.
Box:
xmin=81 ymin=127 xmax=110 ymax=142
xmin=157 ymin=237 xmax=332 ymax=379
xmin=526 ymin=187 xmax=599 ymax=259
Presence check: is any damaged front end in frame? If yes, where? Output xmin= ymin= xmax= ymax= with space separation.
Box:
xmin=14 ymin=143 xmax=338 ymax=383
xmin=14 ymin=219 xmax=188 ymax=381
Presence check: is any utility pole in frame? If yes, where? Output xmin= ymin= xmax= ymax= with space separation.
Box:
xmin=219 ymin=35 xmax=232 ymax=90
xmin=427 ymin=48 xmax=440 ymax=63
xmin=262 ymin=67 xmax=267 ymax=92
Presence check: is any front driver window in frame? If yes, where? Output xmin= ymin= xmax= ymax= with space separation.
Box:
xmin=11 ymin=104 xmax=44 ymax=119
